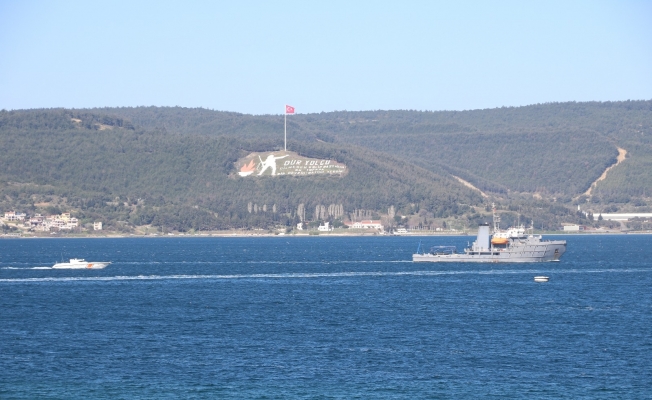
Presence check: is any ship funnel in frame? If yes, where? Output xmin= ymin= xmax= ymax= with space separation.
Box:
xmin=477 ymin=223 xmax=490 ymax=251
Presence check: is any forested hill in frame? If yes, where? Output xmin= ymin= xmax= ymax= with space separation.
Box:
xmin=99 ymin=101 xmax=652 ymax=199
xmin=2 ymin=101 xmax=651 ymax=233
xmin=0 ymin=109 xmax=482 ymax=232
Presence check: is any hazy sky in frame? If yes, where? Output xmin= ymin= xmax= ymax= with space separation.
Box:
xmin=1 ymin=1 xmax=650 ymax=114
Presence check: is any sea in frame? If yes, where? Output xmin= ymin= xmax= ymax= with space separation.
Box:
xmin=1 ymin=235 xmax=650 ymax=399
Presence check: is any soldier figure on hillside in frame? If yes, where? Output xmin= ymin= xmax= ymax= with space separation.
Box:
xmin=257 ymin=154 xmax=288 ymax=176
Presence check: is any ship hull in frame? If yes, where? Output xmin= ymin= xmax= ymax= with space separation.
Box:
xmin=413 ymin=241 xmax=566 ymax=263
xmin=52 ymin=261 xmax=111 ymax=269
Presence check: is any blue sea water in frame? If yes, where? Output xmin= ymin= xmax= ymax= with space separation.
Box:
xmin=1 ymin=235 xmax=651 ymax=399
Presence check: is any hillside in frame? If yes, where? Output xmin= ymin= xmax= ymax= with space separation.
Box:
xmin=100 ymin=101 xmax=652 ymax=199
xmin=2 ymin=101 xmax=651 ymax=233
xmin=0 ymin=109 xmax=482 ymax=232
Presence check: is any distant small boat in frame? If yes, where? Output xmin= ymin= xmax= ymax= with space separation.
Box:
xmin=52 ymin=258 xmax=111 ymax=269
xmin=534 ymin=276 xmax=549 ymax=282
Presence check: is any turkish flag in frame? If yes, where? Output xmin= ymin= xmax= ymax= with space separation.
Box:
xmin=285 ymin=105 xmax=295 ymax=114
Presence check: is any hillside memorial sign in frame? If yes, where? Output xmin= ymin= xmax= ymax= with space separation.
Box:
xmin=236 ymin=151 xmax=346 ymax=177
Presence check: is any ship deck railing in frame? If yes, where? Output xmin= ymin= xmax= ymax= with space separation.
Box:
xmin=428 ymin=245 xmax=457 ymax=255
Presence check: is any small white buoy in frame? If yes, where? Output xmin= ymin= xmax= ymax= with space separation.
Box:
xmin=534 ymin=276 xmax=549 ymax=282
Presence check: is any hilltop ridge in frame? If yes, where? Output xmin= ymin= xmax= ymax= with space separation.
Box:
xmin=99 ymin=100 xmax=652 ymax=198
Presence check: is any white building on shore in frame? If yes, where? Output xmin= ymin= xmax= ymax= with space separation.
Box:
xmin=562 ymin=224 xmax=585 ymax=231
xmin=36 ymin=213 xmax=79 ymax=231
xmin=345 ymin=220 xmax=383 ymax=230
xmin=317 ymin=222 xmax=332 ymax=232
xmin=597 ymin=213 xmax=652 ymax=221
xmin=3 ymin=211 xmax=26 ymax=222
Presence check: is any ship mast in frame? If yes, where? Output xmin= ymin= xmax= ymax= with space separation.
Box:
xmin=492 ymin=202 xmax=500 ymax=233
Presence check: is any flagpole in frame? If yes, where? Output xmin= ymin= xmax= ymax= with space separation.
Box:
xmin=284 ymin=108 xmax=287 ymax=151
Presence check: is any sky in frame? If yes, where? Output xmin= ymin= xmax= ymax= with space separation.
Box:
xmin=0 ymin=0 xmax=651 ymax=114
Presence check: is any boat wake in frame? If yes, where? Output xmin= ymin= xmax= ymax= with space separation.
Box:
xmin=1 ymin=266 xmax=52 ymax=270
xmin=116 ymin=260 xmax=413 ymax=265
xmin=1 ymin=268 xmax=650 ymax=283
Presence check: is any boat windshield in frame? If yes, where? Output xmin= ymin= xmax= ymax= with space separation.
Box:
xmin=429 ymin=246 xmax=457 ymax=255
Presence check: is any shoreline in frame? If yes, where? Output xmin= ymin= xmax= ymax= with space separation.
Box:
xmin=2 ymin=231 xmax=651 ymax=239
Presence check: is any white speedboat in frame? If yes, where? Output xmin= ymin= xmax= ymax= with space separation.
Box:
xmin=52 ymin=258 xmax=111 ymax=269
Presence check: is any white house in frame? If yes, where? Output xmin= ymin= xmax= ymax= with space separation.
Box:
xmin=346 ymin=220 xmax=383 ymax=230
xmin=318 ymin=222 xmax=332 ymax=232
xmin=3 ymin=211 xmax=26 ymax=221
xmin=29 ymin=214 xmax=44 ymax=227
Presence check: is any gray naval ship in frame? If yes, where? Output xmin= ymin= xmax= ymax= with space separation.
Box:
xmin=413 ymin=206 xmax=566 ymax=263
